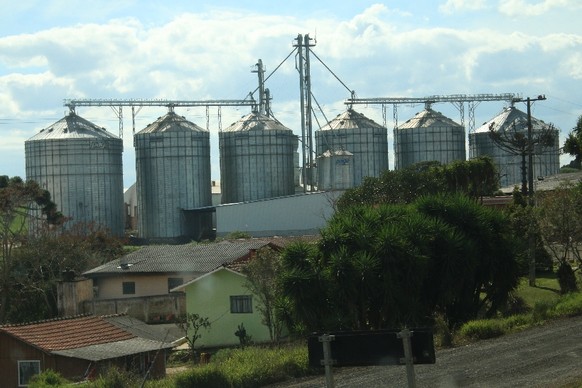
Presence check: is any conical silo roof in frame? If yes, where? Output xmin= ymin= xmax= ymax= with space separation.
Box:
xmin=475 ymin=106 xmax=548 ymax=134
xmin=397 ymin=108 xmax=462 ymax=129
xmin=27 ymin=112 xmax=119 ymax=141
xmin=223 ymin=112 xmax=291 ymax=132
xmin=320 ymin=108 xmax=384 ymax=130
xmin=137 ymin=111 xmax=206 ymax=134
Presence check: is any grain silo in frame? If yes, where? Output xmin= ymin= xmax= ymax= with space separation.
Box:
xmin=394 ymin=107 xmax=466 ymax=169
xmin=469 ymin=106 xmax=560 ymax=188
xmin=25 ymin=112 xmax=124 ymax=236
xmin=315 ymin=109 xmax=388 ymax=187
xmin=219 ymin=112 xmax=297 ymax=204
xmin=317 ymin=149 xmax=354 ymax=191
xmin=134 ymin=110 xmax=212 ymax=241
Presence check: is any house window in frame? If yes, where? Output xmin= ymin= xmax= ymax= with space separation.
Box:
xmin=122 ymin=281 xmax=135 ymax=295
xmin=168 ymin=277 xmax=184 ymax=293
xmin=18 ymin=360 xmax=40 ymax=387
xmin=230 ymin=295 xmax=252 ymax=313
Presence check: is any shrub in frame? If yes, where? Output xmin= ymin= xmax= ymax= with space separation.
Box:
xmin=173 ymin=366 xmax=229 ymax=388
xmin=86 ymin=366 xmax=141 ymax=388
xmin=458 ymin=319 xmax=505 ymax=340
xmin=28 ymin=369 xmax=69 ymax=387
xmin=551 ymin=292 xmax=582 ymax=317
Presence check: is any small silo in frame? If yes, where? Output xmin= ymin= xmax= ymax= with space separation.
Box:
xmin=219 ymin=112 xmax=297 ymax=204
xmin=134 ymin=110 xmax=212 ymax=241
xmin=315 ymin=109 xmax=388 ymax=187
xmin=317 ymin=149 xmax=354 ymax=191
xmin=25 ymin=112 xmax=124 ymax=236
xmin=469 ymin=106 xmax=560 ymax=188
xmin=394 ymin=107 xmax=466 ymax=169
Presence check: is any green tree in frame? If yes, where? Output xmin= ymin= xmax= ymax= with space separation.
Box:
xmin=176 ymin=313 xmax=211 ymax=361
xmin=563 ymin=115 xmax=582 ymax=169
xmin=0 ymin=176 xmax=63 ymax=323
xmin=536 ymin=181 xmax=582 ymax=293
xmin=7 ymin=225 xmax=125 ymax=323
xmin=279 ymin=194 xmax=521 ymax=332
xmin=241 ymin=245 xmax=284 ymax=343
xmin=337 ymin=157 xmax=499 ymax=210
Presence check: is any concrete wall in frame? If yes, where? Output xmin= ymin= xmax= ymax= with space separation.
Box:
xmin=215 ymin=191 xmax=341 ymax=237
xmin=57 ymin=278 xmax=94 ymax=316
xmin=82 ymin=293 xmax=186 ymax=323
xmin=93 ymin=273 xmax=197 ymax=299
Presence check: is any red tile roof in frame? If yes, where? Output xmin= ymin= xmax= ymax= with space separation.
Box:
xmin=0 ymin=315 xmax=135 ymax=351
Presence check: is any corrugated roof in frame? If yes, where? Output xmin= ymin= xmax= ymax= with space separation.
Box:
xmin=27 ymin=112 xmax=119 ymax=141
xmin=320 ymin=109 xmax=385 ymax=131
xmin=0 ymin=315 xmax=135 ymax=351
xmin=475 ymin=106 xmax=550 ymax=134
xmin=397 ymin=108 xmax=462 ymax=129
xmin=223 ymin=112 xmax=291 ymax=132
xmin=136 ymin=111 xmax=207 ymax=134
xmin=52 ymin=337 xmax=173 ymax=361
xmin=83 ymin=238 xmax=294 ymax=276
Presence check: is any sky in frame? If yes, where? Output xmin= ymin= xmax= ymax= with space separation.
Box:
xmin=1 ymin=0 xmax=581 ymax=189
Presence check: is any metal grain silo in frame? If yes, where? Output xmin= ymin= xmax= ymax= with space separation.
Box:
xmin=219 ymin=112 xmax=297 ymax=204
xmin=315 ymin=109 xmax=388 ymax=187
xmin=394 ymin=107 xmax=466 ymax=169
xmin=469 ymin=106 xmax=560 ymax=188
xmin=25 ymin=112 xmax=124 ymax=236
xmin=134 ymin=110 xmax=212 ymax=241
xmin=317 ymin=149 xmax=354 ymax=191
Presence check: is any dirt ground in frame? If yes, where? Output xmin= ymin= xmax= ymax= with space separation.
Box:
xmin=269 ymin=315 xmax=582 ymax=387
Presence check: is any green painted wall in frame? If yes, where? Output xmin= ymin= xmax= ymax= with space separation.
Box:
xmin=184 ymin=268 xmax=271 ymax=348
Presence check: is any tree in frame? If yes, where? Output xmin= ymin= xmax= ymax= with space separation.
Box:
xmin=0 ymin=176 xmax=63 ymax=323
xmin=336 ymin=157 xmax=499 ymax=210
xmin=7 ymin=225 xmax=125 ymax=323
xmin=241 ymin=245 xmax=284 ymax=343
xmin=536 ymin=181 xmax=582 ymax=293
xmin=175 ymin=313 xmax=211 ymax=360
xmin=279 ymin=194 xmax=521 ymax=332
xmin=563 ymin=115 xmax=582 ymax=169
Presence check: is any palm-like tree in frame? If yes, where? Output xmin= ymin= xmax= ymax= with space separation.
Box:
xmin=563 ymin=115 xmax=582 ymax=169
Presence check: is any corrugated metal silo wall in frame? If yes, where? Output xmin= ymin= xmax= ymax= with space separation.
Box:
xmin=468 ymin=130 xmax=560 ymax=188
xmin=317 ymin=153 xmax=353 ymax=191
xmin=394 ymin=125 xmax=466 ymax=169
xmin=315 ymin=126 xmax=388 ymax=187
xmin=25 ymin=138 xmax=124 ymax=236
xmin=219 ymin=130 xmax=296 ymax=204
xmin=135 ymin=131 xmax=211 ymax=239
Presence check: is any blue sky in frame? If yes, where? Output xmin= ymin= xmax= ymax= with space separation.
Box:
xmin=1 ymin=0 xmax=581 ymax=188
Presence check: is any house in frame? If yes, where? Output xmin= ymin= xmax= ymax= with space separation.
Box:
xmin=0 ymin=314 xmax=175 ymax=387
xmin=77 ymin=238 xmax=310 ymax=322
xmin=171 ymin=266 xmax=272 ymax=348
xmin=170 ymin=237 xmax=318 ymax=348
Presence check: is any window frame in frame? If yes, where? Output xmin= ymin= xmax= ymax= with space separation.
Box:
xmin=167 ymin=277 xmax=184 ymax=293
xmin=230 ymin=295 xmax=253 ymax=314
xmin=122 ymin=281 xmax=136 ymax=295
xmin=18 ymin=360 xmax=40 ymax=387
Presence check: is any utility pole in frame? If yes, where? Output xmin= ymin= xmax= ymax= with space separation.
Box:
xmin=512 ymin=94 xmax=547 ymax=286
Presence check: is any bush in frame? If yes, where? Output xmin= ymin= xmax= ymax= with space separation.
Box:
xmin=557 ymin=262 xmax=578 ymax=294
xmin=174 ymin=366 xmax=229 ymax=388
xmin=86 ymin=367 xmax=141 ymax=388
xmin=458 ymin=319 xmax=505 ymax=340
xmin=28 ymin=369 xmax=69 ymax=387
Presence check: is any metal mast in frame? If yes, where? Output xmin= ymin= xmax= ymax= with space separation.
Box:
xmin=346 ymin=93 xmax=518 ymax=132
xmin=294 ymin=33 xmax=316 ymax=192
xmin=63 ymin=98 xmax=257 ymax=137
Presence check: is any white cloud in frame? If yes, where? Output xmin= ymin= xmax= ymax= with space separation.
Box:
xmin=498 ymin=0 xmax=581 ymax=17
xmin=439 ymin=0 xmax=487 ymax=14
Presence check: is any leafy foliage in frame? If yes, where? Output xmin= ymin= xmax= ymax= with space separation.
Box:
xmin=279 ymin=194 xmax=521 ymax=331
xmin=337 ymin=157 xmax=499 ymax=210
xmin=241 ymin=245 xmax=284 ymax=342
xmin=176 ymin=313 xmax=211 ymax=359
xmin=563 ymin=115 xmax=582 ymax=169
